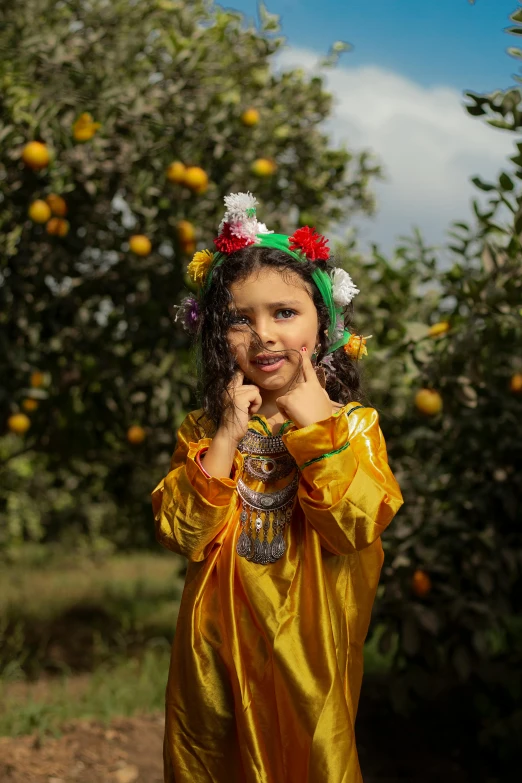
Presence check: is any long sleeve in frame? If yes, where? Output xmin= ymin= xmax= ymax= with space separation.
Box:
xmin=281 ymin=405 xmax=403 ymax=555
xmin=151 ymin=412 xmax=244 ymax=561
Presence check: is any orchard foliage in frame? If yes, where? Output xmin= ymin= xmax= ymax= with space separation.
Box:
xmin=0 ymin=0 xmax=378 ymax=549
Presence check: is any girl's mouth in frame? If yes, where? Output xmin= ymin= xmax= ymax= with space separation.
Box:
xmin=252 ymin=356 xmax=287 ymax=373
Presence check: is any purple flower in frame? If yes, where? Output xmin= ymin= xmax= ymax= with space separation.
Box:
xmin=184 ymin=296 xmax=200 ymax=330
xmin=174 ymin=296 xmax=201 ymax=334
xmin=319 ymin=353 xmax=336 ymax=380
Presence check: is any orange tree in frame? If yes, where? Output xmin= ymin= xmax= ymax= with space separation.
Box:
xmin=334 ymin=6 xmax=522 ymax=760
xmin=334 ymin=175 xmax=521 ymax=767
xmin=0 ymin=0 xmax=379 ymax=551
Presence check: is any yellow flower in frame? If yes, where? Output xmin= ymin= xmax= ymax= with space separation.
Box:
xmin=344 ymin=334 xmax=370 ymax=359
xmin=187 ymin=249 xmax=214 ymax=286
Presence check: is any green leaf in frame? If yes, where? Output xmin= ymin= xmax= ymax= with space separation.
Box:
xmin=471 ymin=176 xmax=495 ymax=192
xmin=332 ymin=40 xmax=352 ymax=53
xmin=452 ymin=646 xmax=471 ymax=681
xmin=402 ymin=617 xmax=420 ymax=657
xmin=507 ymin=47 xmax=522 ymax=61
xmin=477 ymin=569 xmax=494 ymax=595
xmin=415 ymin=607 xmax=439 ymax=635
xmin=510 ymin=8 xmax=522 ymax=24
xmin=466 ymin=105 xmax=487 ymax=117
xmin=514 ymin=210 xmax=522 ymax=234
xmin=404 ymin=321 xmax=430 ymax=342
xmin=486 ymin=118 xmax=515 ymax=130
xmin=258 ymin=2 xmax=281 ymax=33
xmin=499 ymin=172 xmax=515 ymax=191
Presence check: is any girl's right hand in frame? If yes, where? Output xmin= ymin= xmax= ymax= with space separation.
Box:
xmin=218 ymin=369 xmax=262 ymax=444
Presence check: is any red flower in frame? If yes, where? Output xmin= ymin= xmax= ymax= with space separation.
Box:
xmin=214 ymin=222 xmax=253 ymax=254
xmin=289 ymin=226 xmax=329 ymax=261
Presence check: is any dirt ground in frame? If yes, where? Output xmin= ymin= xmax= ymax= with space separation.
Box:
xmin=0 ymin=715 xmax=164 ymax=783
xmin=0 ymin=708 xmax=478 ymax=783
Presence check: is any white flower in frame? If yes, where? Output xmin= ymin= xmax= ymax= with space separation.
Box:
xmin=230 ymin=218 xmax=274 ymax=242
xmin=217 ymin=191 xmax=274 ymax=242
xmin=223 ymin=191 xmax=258 ymax=223
xmin=330 ymin=267 xmax=360 ymax=306
xmin=230 ymin=219 xmax=274 ymax=242
xmin=255 ymin=221 xmax=272 ymax=235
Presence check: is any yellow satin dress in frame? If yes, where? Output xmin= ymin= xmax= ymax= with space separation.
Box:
xmin=151 ymin=402 xmax=404 ymax=783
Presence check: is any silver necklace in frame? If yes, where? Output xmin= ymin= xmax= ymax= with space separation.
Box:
xmin=236 ymin=429 xmax=298 ymax=565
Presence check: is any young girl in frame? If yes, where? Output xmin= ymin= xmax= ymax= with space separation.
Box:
xmin=151 ymin=193 xmax=403 ymax=783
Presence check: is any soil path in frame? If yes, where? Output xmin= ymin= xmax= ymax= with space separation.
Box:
xmin=0 ymin=715 xmax=164 ymax=783
xmin=0 ymin=708 xmax=474 ymax=783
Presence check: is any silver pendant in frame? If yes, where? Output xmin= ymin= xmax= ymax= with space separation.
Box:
xmin=235 ymin=429 xmax=299 ymax=565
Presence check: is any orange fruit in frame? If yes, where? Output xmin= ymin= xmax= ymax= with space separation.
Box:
xmin=30 ymin=371 xmax=45 ymax=387
xmin=45 ymin=193 xmax=68 ymax=217
xmin=46 ymin=218 xmax=69 ymax=237
xmin=177 ymin=220 xmax=196 ymax=242
xmin=28 ymin=200 xmax=52 ymax=223
xmin=428 ymin=321 xmax=450 ymax=338
xmin=412 ymin=569 xmax=432 ymax=597
xmin=22 ymin=398 xmax=39 ymax=412
xmin=166 ymin=161 xmax=186 ymax=183
xmin=22 ymin=141 xmax=50 ymax=170
xmin=8 ymin=413 xmax=31 ymax=435
xmin=414 ymin=388 xmax=442 ymax=416
xmin=129 ymin=235 xmax=152 ymax=256
xmin=510 ymin=373 xmax=522 ymax=394
xmin=184 ymin=167 xmax=209 ymax=194
xmin=73 ymin=126 xmax=96 ymax=141
xmin=251 ymin=158 xmax=276 ymax=177
xmin=127 ymin=425 xmax=146 ymax=444
xmin=72 ymin=112 xmax=101 ymax=142
xmin=241 ymin=108 xmax=260 ymax=126
xmin=181 ymin=239 xmax=196 ymax=255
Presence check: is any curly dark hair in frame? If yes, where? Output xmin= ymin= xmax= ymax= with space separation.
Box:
xmin=192 ymin=245 xmax=366 ymax=431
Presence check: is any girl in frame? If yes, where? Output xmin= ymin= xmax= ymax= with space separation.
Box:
xmin=151 ymin=193 xmax=403 ymax=783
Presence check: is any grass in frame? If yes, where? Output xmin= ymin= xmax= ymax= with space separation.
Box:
xmin=0 ymin=551 xmax=184 ymax=622
xmin=0 ymin=550 xmax=394 ymax=737
xmin=0 ymin=646 xmax=171 ymax=737
xmin=0 ymin=637 xmax=393 ymax=739
xmin=0 ymin=552 xmax=185 ymax=677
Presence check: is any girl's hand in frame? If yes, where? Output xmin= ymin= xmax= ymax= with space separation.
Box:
xmin=276 ymin=347 xmax=333 ymax=428
xmin=218 ymin=369 xmax=263 ymax=444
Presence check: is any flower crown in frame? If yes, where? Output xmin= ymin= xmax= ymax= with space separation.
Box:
xmin=176 ymin=192 xmax=368 ymax=359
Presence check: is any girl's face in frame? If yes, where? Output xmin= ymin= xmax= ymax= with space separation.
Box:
xmin=227 ymin=266 xmax=320 ymax=392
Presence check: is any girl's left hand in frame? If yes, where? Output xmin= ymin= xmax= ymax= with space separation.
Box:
xmin=276 ymin=347 xmax=333 ymax=428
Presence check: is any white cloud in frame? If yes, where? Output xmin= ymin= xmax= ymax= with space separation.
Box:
xmin=277 ymin=48 xmax=514 ymax=255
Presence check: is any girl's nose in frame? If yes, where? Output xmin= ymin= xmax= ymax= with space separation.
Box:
xmin=256 ymin=320 xmax=277 ymax=345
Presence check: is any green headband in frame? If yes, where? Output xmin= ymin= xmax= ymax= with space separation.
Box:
xmin=204 ymin=233 xmax=351 ymax=355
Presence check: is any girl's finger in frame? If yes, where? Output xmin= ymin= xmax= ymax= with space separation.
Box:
xmin=275 ymin=394 xmax=289 ymax=418
xmin=227 ymin=368 xmax=244 ymax=392
xmin=298 ymin=347 xmax=317 ymax=384
xmin=249 ymin=389 xmax=263 ymax=416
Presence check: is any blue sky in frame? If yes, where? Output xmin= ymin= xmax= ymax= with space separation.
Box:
xmin=227 ymin=0 xmax=519 ymax=93
xmin=223 ymin=1 xmax=519 ymax=253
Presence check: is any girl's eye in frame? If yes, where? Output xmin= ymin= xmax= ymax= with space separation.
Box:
xmin=230 ymin=312 xmax=249 ymax=325
xmin=229 ymin=309 xmax=296 ymax=324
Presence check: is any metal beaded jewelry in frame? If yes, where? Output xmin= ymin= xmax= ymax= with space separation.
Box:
xmin=236 ymin=428 xmax=299 ymax=565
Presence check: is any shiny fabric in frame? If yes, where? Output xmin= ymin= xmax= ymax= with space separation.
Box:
xmin=151 ymin=403 xmax=404 ymax=783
